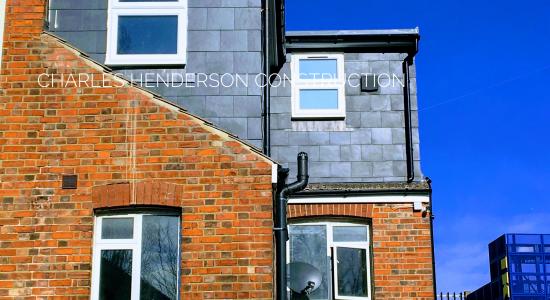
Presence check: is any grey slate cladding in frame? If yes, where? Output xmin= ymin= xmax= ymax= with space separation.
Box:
xmin=271 ymin=52 xmax=423 ymax=183
xmin=48 ymin=0 xmax=264 ymax=146
xmin=46 ymin=1 xmax=424 ymax=183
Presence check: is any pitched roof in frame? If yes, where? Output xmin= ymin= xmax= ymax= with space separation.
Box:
xmin=43 ymin=31 xmax=278 ymax=166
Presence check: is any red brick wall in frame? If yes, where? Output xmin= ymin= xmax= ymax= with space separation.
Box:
xmin=288 ymin=203 xmax=435 ymax=300
xmin=0 ymin=1 xmax=275 ymax=299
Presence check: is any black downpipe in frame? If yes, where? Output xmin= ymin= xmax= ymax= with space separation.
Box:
xmin=426 ymin=177 xmax=437 ymax=299
xmin=275 ymin=153 xmax=309 ymax=300
xmin=262 ymin=0 xmax=271 ymax=156
xmin=402 ymin=55 xmax=415 ymax=183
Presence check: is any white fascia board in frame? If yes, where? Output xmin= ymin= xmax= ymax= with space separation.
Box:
xmin=288 ymin=194 xmax=429 ymax=204
xmin=272 ymin=163 xmax=278 ymax=184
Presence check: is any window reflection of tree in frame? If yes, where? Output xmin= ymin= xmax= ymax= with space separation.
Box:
xmin=102 ymin=250 xmax=133 ymax=274
xmin=290 ymin=226 xmax=329 ymax=300
xmin=100 ymin=250 xmax=132 ymax=300
xmin=140 ymin=216 xmax=179 ymax=300
xmin=337 ymin=248 xmax=367 ymax=297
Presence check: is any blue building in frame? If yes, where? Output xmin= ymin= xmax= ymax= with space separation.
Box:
xmin=467 ymin=234 xmax=550 ymax=300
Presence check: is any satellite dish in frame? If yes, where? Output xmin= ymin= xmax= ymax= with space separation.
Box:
xmin=287 ymin=262 xmax=323 ymax=296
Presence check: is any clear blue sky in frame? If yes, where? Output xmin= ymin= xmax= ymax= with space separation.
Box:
xmin=286 ymin=0 xmax=550 ymax=293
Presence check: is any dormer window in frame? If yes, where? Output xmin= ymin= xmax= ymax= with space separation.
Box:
xmin=291 ymin=54 xmax=346 ymax=119
xmin=105 ymin=0 xmax=188 ymax=66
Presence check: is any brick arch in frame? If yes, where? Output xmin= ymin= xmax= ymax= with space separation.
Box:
xmin=92 ymin=181 xmax=184 ymax=209
xmin=287 ymin=203 xmax=375 ymax=219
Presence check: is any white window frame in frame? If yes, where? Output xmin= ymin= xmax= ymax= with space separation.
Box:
xmin=91 ymin=213 xmax=181 ymax=300
xmin=287 ymin=222 xmax=372 ymax=300
xmin=105 ymin=0 xmax=188 ymax=66
xmin=290 ymin=53 xmax=346 ymax=119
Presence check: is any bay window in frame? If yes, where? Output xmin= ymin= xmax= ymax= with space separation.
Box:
xmin=291 ymin=54 xmax=346 ymax=119
xmin=91 ymin=212 xmax=180 ymax=300
xmin=288 ymin=222 xmax=372 ymax=300
xmin=106 ymin=0 xmax=188 ymax=65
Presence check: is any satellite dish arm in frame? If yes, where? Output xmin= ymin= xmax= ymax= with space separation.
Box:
xmin=275 ymin=152 xmax=309 ymax=300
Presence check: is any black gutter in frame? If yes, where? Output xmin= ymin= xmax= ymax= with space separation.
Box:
xmin=274 ymin=153 xmax=309 ymax=300
xmin=293 ymin=188 xmax=430 ymax=198
xmin=286 ymin=41 xmax=416 ymax=53
xmin=285 ymin=31 xmax=419 ymax=53
xmin=426 ymin=177 xmax=437 ymax=299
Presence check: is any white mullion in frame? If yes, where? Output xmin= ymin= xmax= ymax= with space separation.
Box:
xmin=91 ymin=216 xmax=101 ymax=300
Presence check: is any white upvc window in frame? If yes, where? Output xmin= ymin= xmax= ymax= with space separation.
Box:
xmin=288 ymin=222 xmax=372 ymax=300
xmin=105 ymin=0 xmax=188 ymax=66
xmin=290 ymin=53 xmax=346 ymax=119
xmin=91 ymin=213 xmax=180 ymax=300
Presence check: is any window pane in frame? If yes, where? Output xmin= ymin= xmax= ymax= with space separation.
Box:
xmin=510 ymin=275 xmax=544 ymax=294
xmin=299 ymin=89 xmax=338 ymax=110
xmin=511 ymin=245 xmax=539 ymax=253
xmin=289 ymin=225 xmax=330 ymax=300
xmin=120 ymin=0 xmax=177 ymax=2
xmin=101 ymin=218 xmax=134 ymax=239
xmin=336 ymin=247 xmax=368 ymax=297
xmin=99 ymin=250 xmax=133 ymax=300
xmin=333 ymin=226 xmax=369 ymax=242
xmin=514 ymin=234 xmax=542 ymax=244
xmin=118 ymin=16 xmax=178 ymax=55
xmin=299 ymin=59 xmax=338 ymax=80
xmin=140 ymin=215 xmax=179 ymax=300
xmin=510 ymin=255 xmax=543 ymax=273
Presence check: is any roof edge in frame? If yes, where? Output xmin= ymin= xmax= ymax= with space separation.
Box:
xmin=293 ymin=181 xmax=431 ymax=197
xmin=42 ymin=31 xmax=279 ymax=166
xmin=285 ymin=28 xmax=420 ymax=53
xmin=286 ymin=28 xmax=420 ymax=37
